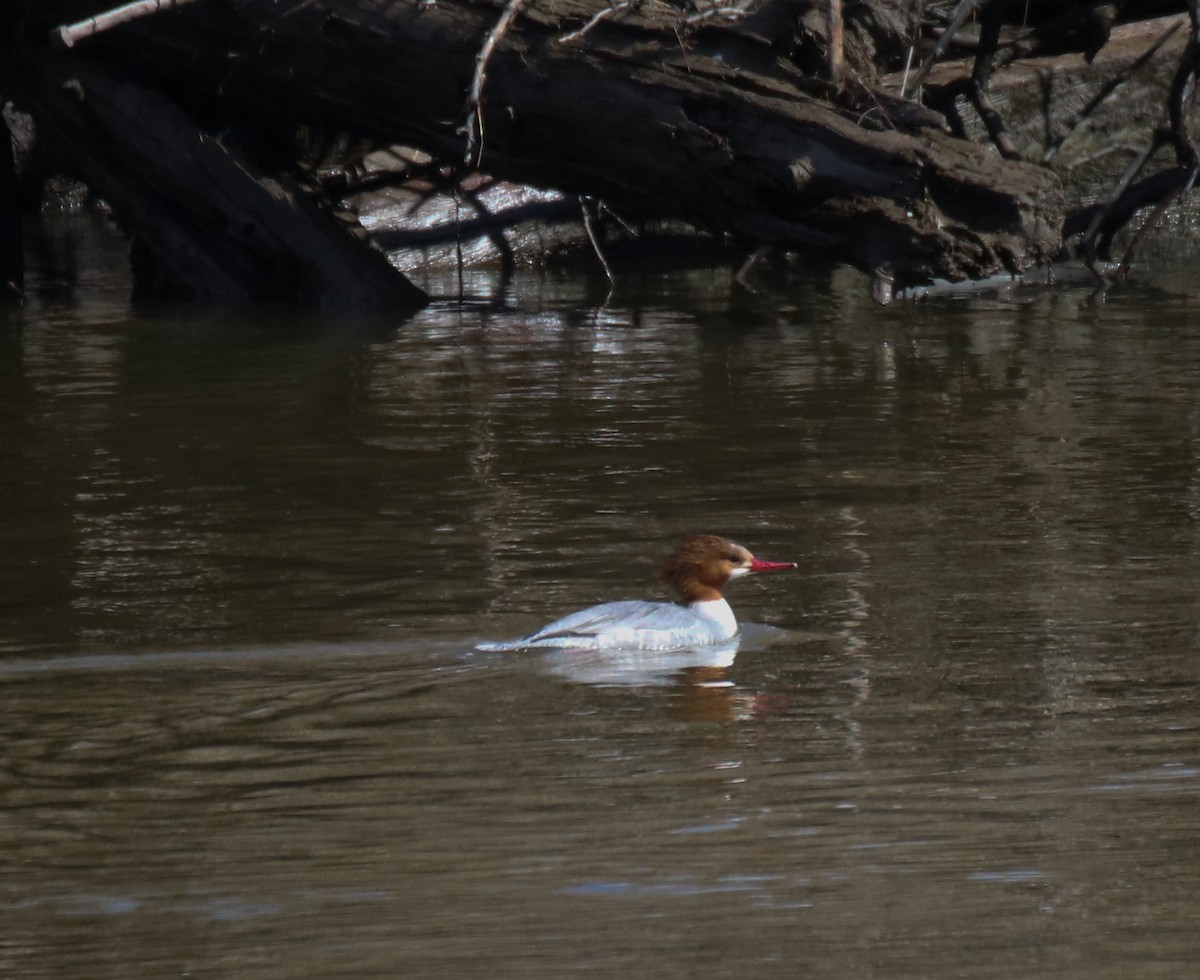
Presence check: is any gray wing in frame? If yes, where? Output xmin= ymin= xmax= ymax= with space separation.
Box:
xmin=478 ymin=600 xmax=696 ymax=651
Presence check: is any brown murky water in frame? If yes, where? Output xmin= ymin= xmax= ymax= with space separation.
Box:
xmin=2 ymin=214 xmax=1199 ymax=978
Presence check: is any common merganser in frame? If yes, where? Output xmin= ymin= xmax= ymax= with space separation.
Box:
xmin=478 ymin=535 xmax=795 ymax=652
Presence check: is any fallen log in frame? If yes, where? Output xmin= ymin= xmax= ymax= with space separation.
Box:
xmin=23 ymin=52 xmax=428 ymax=310
xmin=21 ymin=0 xmax=1065 ymax=292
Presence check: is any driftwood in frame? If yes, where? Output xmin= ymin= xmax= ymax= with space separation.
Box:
xmin=4 ymin=1 xmax=1200 ymax=304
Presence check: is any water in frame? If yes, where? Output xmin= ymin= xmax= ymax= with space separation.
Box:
xmin=2 ymin=214 xmax=1199 ymax=978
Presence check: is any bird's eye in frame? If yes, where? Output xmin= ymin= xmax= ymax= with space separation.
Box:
xmin=726 ymin=554 xmax=743 ymax=563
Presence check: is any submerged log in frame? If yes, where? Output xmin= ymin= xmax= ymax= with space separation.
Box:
xmin=20 ymin=0 xmax=1065 ymax=294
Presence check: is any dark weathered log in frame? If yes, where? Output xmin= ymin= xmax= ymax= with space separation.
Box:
xmin=24 ymin=53 xmax=427 ymax=310
xmin=25 ymin=0 xmax=1065 ymax=289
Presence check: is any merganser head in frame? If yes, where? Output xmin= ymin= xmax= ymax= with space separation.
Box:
xmin=660 ymin=534 xmax=796 ymax=604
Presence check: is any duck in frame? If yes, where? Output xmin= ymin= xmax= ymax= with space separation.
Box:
xmin=477 ymin=534 xmax=795 ymax=652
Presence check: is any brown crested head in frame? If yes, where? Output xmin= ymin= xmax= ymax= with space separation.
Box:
xmin=660 ymin=534 xmax=794 ymax=603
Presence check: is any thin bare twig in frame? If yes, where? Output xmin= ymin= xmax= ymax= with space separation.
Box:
xmin=899 ymin=43 xmax=916 ymax=98
xmin=462 ymin=0 xmax=531 ymax=167
xmin=684 ymin=0 xmax=755 ymax=26
xmin=597 ymin=201 xmax=636 ymax=236
xmin=907 ymin=0 xmax=986 ymax=93
xmin=734 ymin=245 xmax=770 ymax=288
xmin=559 ymin=0 xmax=636 ymax=44
xmin=51 ymin=0 xmax=203 ymax=48
xmin=580 ymin=197 xmax=615 ymax=288
xmin=849 ymin=73 xmax=903 ymax=132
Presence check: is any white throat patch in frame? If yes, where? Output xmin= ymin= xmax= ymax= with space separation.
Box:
xmin=687 ymin=598 xmax=738 ymax=640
